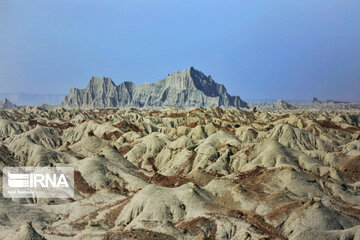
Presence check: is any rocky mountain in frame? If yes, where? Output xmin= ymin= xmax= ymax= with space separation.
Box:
xmin=312 ymin=97 xmax=322 ymax=104
xmin=274 ymin=99 xmax=296 ymax=110
xmin=0 ymin=98 xmax=18 ymax=109
xmin=62 ymin=67 xmax=248 ymax=109
xmin=312 ymin=97 xmax=350 ymax=105
xmin=249 ymin=99 xmax=297 ymax=111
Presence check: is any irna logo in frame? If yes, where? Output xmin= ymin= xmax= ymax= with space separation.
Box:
xmin=3 ymin=167 xmax=74 ymax=198
xmin=8 ymin=173 xmax=69 ymax=188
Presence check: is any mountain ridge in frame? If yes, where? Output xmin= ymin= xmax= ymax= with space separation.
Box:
xmin=62 ymin=67 xmax=248 ymax=109
xmin=0 ymin=98 xmax=18 ymax=109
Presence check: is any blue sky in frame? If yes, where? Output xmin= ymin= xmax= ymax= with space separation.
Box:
xmin=0 ymin=0 xmax=359 ymax=102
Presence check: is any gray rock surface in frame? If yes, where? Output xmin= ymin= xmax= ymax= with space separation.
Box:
xmin=0 ymin=98 xmax=18 ymax=109
xmin=312 ymin=97 xmax=322 ymax=104
xmin=248 ymin=100 xmax=360 ymax=112
xmin=61 ymin=67 xmax=248 ymax=109
xmin=274 ymin=99 xmax=296 ymax=110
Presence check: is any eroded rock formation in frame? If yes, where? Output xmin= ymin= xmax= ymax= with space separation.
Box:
xmin=61 ymin=67 xmax=248 ymax=109
xmin=0 ymin=106 xmax=359 ymax=239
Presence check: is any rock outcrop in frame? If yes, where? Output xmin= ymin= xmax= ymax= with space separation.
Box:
xmin=312 ymin=97 xmax=322 ymax=104
xmin=61 ymin=67 xmax=248 ymax=109
xmin=274 ymin=99 xmax=296 ymax=110
xmin=0 ymin=98 xmax=17 ymax=109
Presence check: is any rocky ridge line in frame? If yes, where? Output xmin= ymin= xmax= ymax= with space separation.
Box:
xmin=61 ymin=67 xmax=248 ymax=109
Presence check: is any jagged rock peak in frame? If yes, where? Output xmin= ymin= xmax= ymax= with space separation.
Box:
xmin=62 ymin=67 xmax=248 ymax=109
xmin=161 ymin=67 xmax=226 ymax=97
xmin=274 ymin=99 xmax=296 ymax=110
xmin=0 ymin=98 xmax=18 ymax=109
xmin=313 ymin=97 xmax=322 ymax=104
xmin=87 ymin=76 xmax=116 ymax=88
xmin=0 ymin=98 xmax=10 ymax=104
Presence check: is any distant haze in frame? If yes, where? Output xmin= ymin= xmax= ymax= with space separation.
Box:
xmin=0 ymin=93 xmax=66 ymax=106
xmin=1 ymin=1 xmax=359 ymax=102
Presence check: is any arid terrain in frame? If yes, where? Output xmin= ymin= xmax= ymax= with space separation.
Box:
xmin=0 ymin=106 xmax=359 ymax=239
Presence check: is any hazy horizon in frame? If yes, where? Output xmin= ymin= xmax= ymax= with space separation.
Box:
xmin=0 ymin=89 xmax=356 ymax=106
xmin=1 ymin=1 xmax=359 ymax=102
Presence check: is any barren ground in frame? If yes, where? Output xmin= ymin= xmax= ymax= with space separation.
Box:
xmin=0 ymin=106 xmax=359 ymax=239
